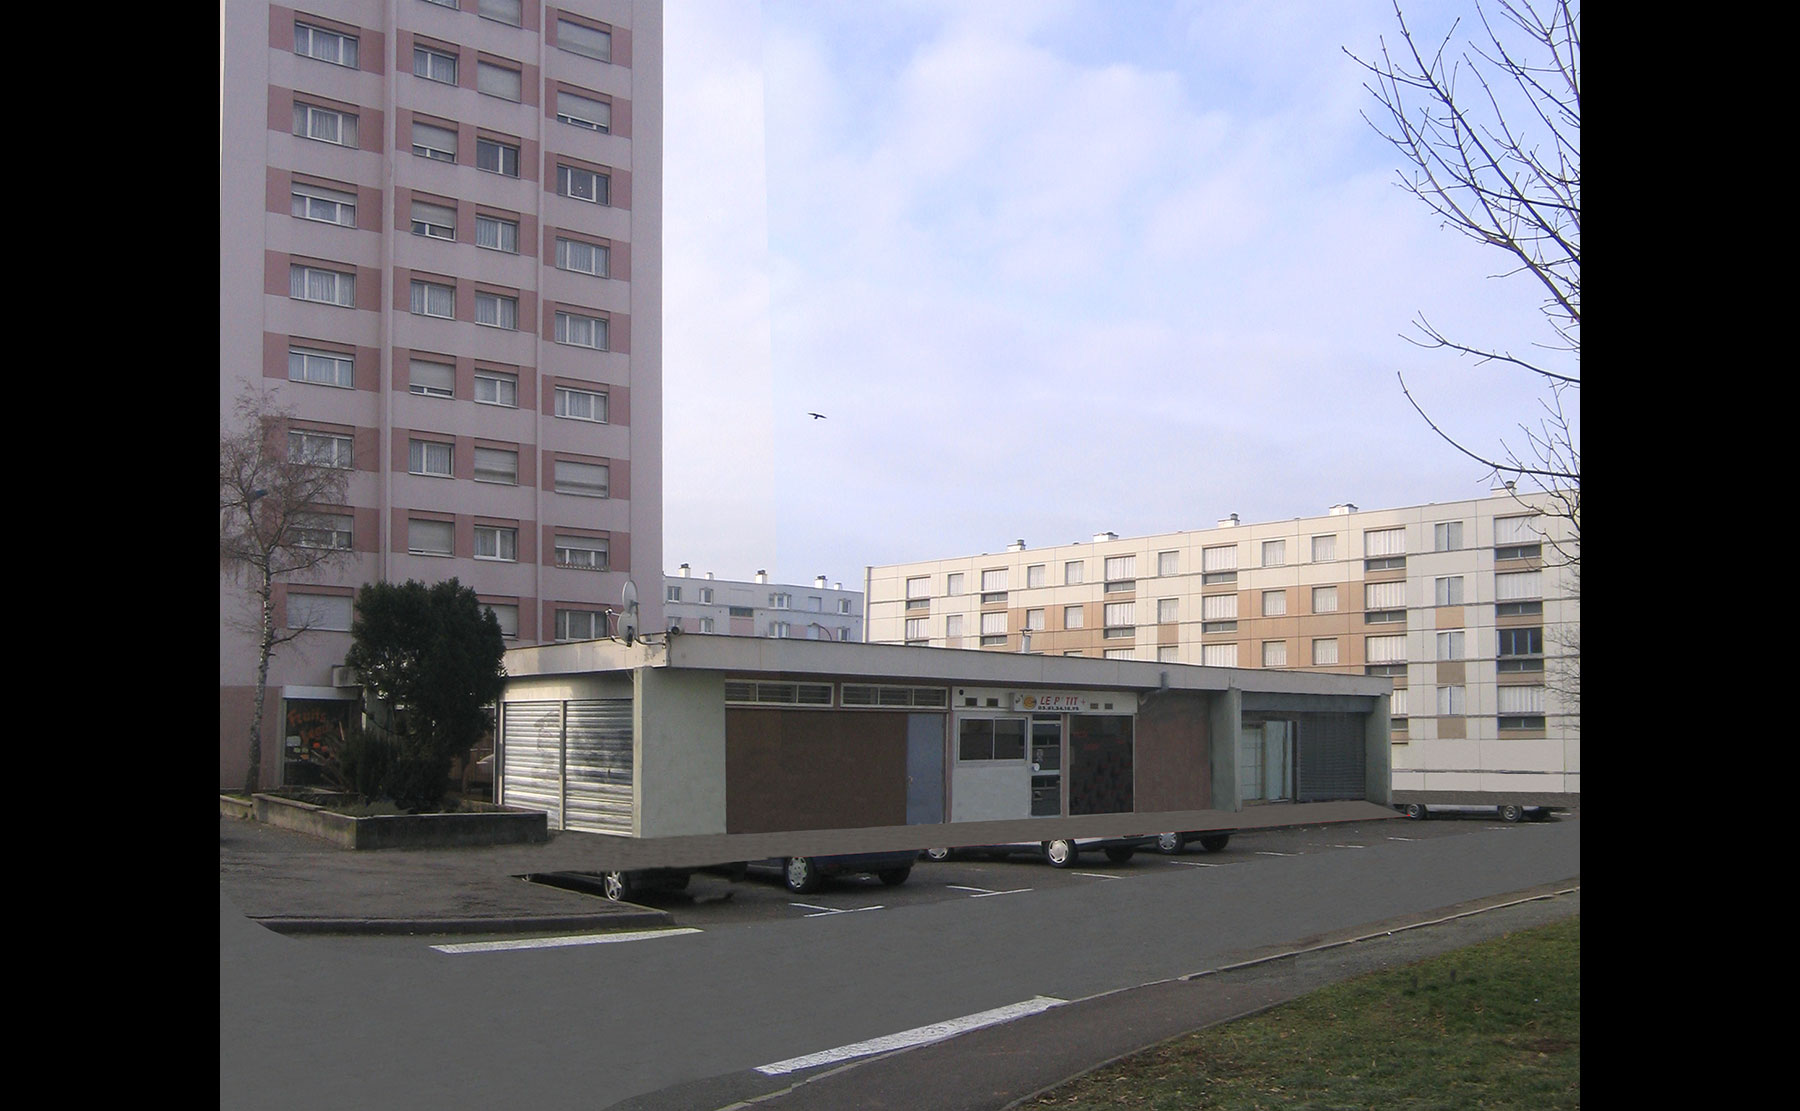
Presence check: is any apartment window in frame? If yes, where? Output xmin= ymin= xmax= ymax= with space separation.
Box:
xmin=555 ymin=609 xmax=607 ymax=641
xmin=411 ymin=121 xmax=457 ymax=162
xmin=945 ymin=572 xmax=964 ymax=595
xmin=945 ymin=613 xmax=964 ymax=638
xmin=473 ymin=370 xmax=518 ymax=407
xmin=421 ymin=0 xmax=457 ymax=9
xmin=289 ymin=264 xmax=354 ymax=307
xmin=1064 ymin=561 xmax=1084 ymax=586
xmin=474 ymin=291 xmax=518 ymax=330
xmin=477 ymin=60 xmax=521 ymax=101
xmin=1202 ymin=594 xmax=1237 ymax=622
xmin=556 ymin=90 xmax=611 ymax=132
xmin=288 ymin=592 xmax=353 ymax=631
xmin=410 ymin=199 xmax=456 ymax=240
xmin=1495 ymin=542 xmax=1542 ymax=561
xmin=556 ymin=17 xmax=612 ymax=61
xmin=1262 ymin=590 xmax=1286 ymax=617
xmin=770 ymin=593 xmax=792 ymax=610
xmin=1364 ymin=528 xmax=1406 ymax=558
xmin=981 ymin=569 xmax=1007 ymax=593
xmin=1312 ymin=535 xmax=1336 ymax=562
xmin=1104 ymin=649 xmax=1135 ymax=660
xmin=293 ymin=513 xmax=353 ymax=550
xmin=293 ymin=102 xmax=357 ymax=146
xmin=697 ymin=617 xmax=715 ymax=634
xmin=699 ymin=588 xmax=715 ymax=604
xmin=1201 ymin=643 xmax=1238 ymax=667
xmin=476 ymin=136 xmax=520 ymax=176
xmin=288 ymin=346 xmax=354 ymax=389
xmin=1103 ymin=601 xmax=1135 ymax=630
xmin=771 ymin=623 xmax=792 ymax=639
xmin=295 ymin=22 xmax=357 ymax=67
xmin=1365 ymin=580 xmax=1405 ymax=616
xmin=413 ymin=45 xmax=457 ymax=84
xmin=1312 ymin=585 xmax=1338 ymax=613
xmin=1201 ymin=545 xmax=1237 ymax=585
xmin=667 ymin=586 xmax=682 ymax=602
xmin=472 ymin=446 xmax=518 ymax=485
xmin=1064 ymin=605 xmax=1084 ymax=629
xmin=839 ymin=598 xmax=851 ymax=615
xmin=407 ymin=518 xmax=453 ymax=555
xmin=555 ymin=237 xmax=609 ymax=276
xmin=1436 ymin=685 xmax=1466 ymax=716
xmin=1262 ymin=540 xmax=1286 ymax=567
xmin=1157 ymin=598 xmax=1178 ymax=624
xmin=1263 ymin=641 xmax=1287 ymax=668
xmin=1312 ymin=638 xmax=1339 ymax=666
xmin=1158 ymin=646 xmax=1179 ymax=663
xmin=1390 ymin=688 xmax=1408 ymax=718
xmin=410 ymin=279 xmax=454 ymax=319
xmin=1104 ymin=555 xmax=1136 ymax=581
xmin=291 ymin=181 xmax=356 ymax=226
xmin=1496 ymin=600 xmax=1544 ymax=618
xmin=553 ymin=460 xmax=609 ymax=497
xmin=473 ymin=525 xmax=517 ymax=561
xmin=1365 ymin=634 xmax=1407 ymax=664
xmin=1496 ymin=571 xmax=1543 ymax=601
xmin=1027 ymin=564 xmax=1047 ymax=589
xmin=1434 ymin=576 xmax=1465 ymax=606
xmin=554 ymin=310 xmax=608 ymax=350
xmin=1434 ymin=521 xmax=1464 ymax=551
xmin=555 ymin=387 xmax=607 ymax=422
xmin=409 ymin=358 xmax=454 ymax=398
xmin=905 ymin=576 xmax=930 ymax=611
xmin=1497 ymin=627 xmax=1544 ymax=659
xmin=1158 ymin=551 xmax=1178 ymax=577
xmin=554 ymin=534 xmax=608 ymax=570
xmin=557 ymin=164 xmax=609 ymax=204
xmin=479 ymin=0 xmax=522 ymax=26
xmin=1497 ymin=686 xmax=1547 ymax=730
xmin=980 ymin=611 xmax=1007 ymax=646
xmin=483 ymin=602 xmax=519 ymax=639
xmin=288 ymin=429 xmax=353 ymax=468
xmin=904 ymin=617 xmax=927 ymax=643
xmin=476 ymin=214 xmax=519 ymax=253
xmin=408 ymin=439 xmax=453 ymax=477
xmin=1494 ymin=515 xmax=1540 ymax=547
xmin=1436 ymin=630 xmax=1466 ymax=661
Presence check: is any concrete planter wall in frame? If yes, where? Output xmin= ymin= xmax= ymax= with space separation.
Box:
xmin=220 ymin=793 xmax=548 ymax=849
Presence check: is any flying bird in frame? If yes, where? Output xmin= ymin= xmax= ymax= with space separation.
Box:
xmin=807 ymin=412 xmax=827 ymax=420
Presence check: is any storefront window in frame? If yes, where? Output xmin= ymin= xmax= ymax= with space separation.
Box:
xmin=282 ymin=699 xmax=353 ymax=787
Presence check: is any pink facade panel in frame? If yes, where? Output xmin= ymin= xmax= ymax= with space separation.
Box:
xmin=612 ymin=457 xmax=629 ymax=501
xmin=610 ymin=384 xmax=629 ymax=426
xmin=353 ymin=505 xmax=381 ymax=553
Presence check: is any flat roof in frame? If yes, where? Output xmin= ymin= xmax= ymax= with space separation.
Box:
xmin=503 ymin=634 xmax=1390 ymax=699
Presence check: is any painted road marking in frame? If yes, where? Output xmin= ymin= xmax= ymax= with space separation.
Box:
xmin=1387 ymin=836 xmax=1420 ymax=841
xmin=1331 ymin=844 xmax=1368 ymax=849
xmin=946 ymin=885 xmax=1035 ymax=898
xmin=755 ymin=996 xmax=1067 ymax=1076
xmin=1255 ymin=850 xmax=1299 ymax=857
xmin=1168 ymin=860 xmax=1227 ymax=867
xmin=790 ymin=903 xmax=884 ymax=918
xmin=1069 ymin=872 xmax=1124 ymax=880
xmin=431 ymin=928 xmax=701 ymax=954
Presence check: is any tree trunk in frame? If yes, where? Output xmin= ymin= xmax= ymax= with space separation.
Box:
xmin=245 ymin=572 xmax=276 ymax=795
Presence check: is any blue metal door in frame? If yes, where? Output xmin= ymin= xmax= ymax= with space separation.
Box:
xmin=906 ymin=713 xmax=945 ymax=824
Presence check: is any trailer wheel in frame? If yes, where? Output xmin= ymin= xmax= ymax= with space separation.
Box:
xmin=1198 ymin=834 xmax=1231 ymax=853
xmin=1403 ymin=803 xmax=1428 ymax=821
xmin=878 ymin=865 xmax=912 ymax=887
xmin=1499 ymin=804 xmax=1525 ymax=823
xmin=924 ymin=847 xmax=952 ymax=862
xmin=1156 ymin=833 xmax=1186 ymax=855
xmin=1104 ymin=847 xmax=1135 ymax=864
xmin=784 ymin=856 xmax=824 ymax=894
xmin=603 ymin=871 xmax=635 ymax=902
xmin=1044 ymin=839 xmax=1079 ymax=868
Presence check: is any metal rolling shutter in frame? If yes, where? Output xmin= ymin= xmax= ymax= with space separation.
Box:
xmin=500 ymin=701 xmax=564 ymax=827
xmin=1295 ymin=712 xmax=1366 ymax=802
xmin=563 ymin=699 xmax=634 ymax=834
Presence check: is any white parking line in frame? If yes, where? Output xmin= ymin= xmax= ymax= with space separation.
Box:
xmin=1330 ymin=844 xmax=1368 ymax=849
xmin=1387 ymin=836 xmax=1419 ymax=841
xmin=1069 ymin=872 xmax=1124 ymax=880
xmin=1255 ymin=851 xmax=1298 ymax=857
xmin=431 ymin=928 xmax=701 ymax=954
xmin=1168 ymin=860 xmax=1227 ymax=867
xmin=755 ymin=996 xmax=1067 ymax=1076
xmin=789 ymin=903 xmax=884 ymax=918
xmin=945 ymin=884 xmax=1035 ymax=898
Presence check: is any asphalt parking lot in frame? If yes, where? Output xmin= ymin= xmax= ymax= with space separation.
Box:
xmin=519 ymin=815 xmax=1548 ymax=928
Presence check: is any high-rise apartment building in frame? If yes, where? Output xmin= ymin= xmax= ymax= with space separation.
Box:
xmin=220 ymin=0 xmax=663 ymax=789
xmin=864 ymin=489 xmax=1579 ymax=807
xmin=663 ymin=566 xmax=864 ymax=643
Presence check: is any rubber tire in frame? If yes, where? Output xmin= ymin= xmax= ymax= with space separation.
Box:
xmin=1044 ymin=839 xmax=1079 ymax=868
xmin=1156 ymin=832 xmax=1186 ymax=855
xmin=1498 ymin=804 xmax=1525 ymax=823
xmin=784 ymin=856 xmax=824 ymax=894
xmin=878 ymin=865 xmax=912 ymax=887
xmin=1104 ymin=847 xmax=1135 ymax=864
xmin=1403 ymin=803 xmax=1428 ymax=821
xmin=1197 ymin=834 xmax=1231 ymax=853
xmin=603 ymin=871 xmax=634 ymax=902
xmin=924 ymin=847 xmax=952 ymax=862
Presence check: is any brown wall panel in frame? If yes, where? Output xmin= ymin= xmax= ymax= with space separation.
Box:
xmin=725 ymin=709 xmax=909 ymax=834
xmin=1134 ymin=691 xmax=1213 ymax=812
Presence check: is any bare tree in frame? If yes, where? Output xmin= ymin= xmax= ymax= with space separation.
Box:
xmin=1349 ymin=1 xmax=1578 ymax=712
xmin=220 ymin=387 xmax=353 ymax=794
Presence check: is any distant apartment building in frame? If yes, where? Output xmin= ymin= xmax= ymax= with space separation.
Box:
xmin=664 ymin=567 xmax=863 ymax=643
xmin=220 ymin=0 xmax=664 ymax=788
xmin=864 ymin=489 xmax=1579 ymax=805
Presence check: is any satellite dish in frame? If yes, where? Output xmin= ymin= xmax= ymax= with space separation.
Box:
xmin=619 ymin=579 xmax=640 ymax=646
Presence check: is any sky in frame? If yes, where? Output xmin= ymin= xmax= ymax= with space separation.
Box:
xmin=659 ymin=0 xmax=1577 ymax=588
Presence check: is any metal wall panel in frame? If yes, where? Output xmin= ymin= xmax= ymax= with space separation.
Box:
xmin=500 ymin=701 xmax=564 ymax=827
xmin=563 ymin=699 xmax=634 ymax=834
xmin=1295 ymin=711 xmax=1366 ymax=802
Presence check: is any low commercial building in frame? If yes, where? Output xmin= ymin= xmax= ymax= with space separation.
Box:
xmin=862 ymin=488 xmax=1579 ymax=811
xmin=495 ymin=634 xmax=1394 ymax=868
